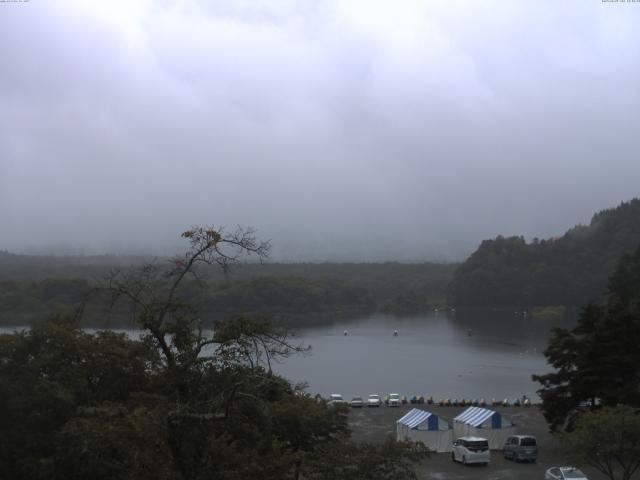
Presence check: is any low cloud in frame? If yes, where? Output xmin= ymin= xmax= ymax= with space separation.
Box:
xmin=1 ymin=0 xmax=639 ymax=261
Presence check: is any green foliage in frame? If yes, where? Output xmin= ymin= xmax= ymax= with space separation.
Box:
xmin=557 ymin=406 xmax=640 ymax=480
xmin=0 ymin=316 xmax=350 ymax=480
xmin=0 ymin=316 xmax=159 ymax=480
xmin=533 ymin=245 xmax=640 ymax=430
xmin=450 ymin=199 xmax=640 ymax=307
xmin=0 ymin=229 xmax=430 ymax=479
xmin=378 ymin=290 xmax=431 ymax=316
xmin=54 ymin=405 xmax=174 ymax=480
xmin=205 ymin=276 xmax=376 ymax=321
xmin=302 ymin=439 xmax=429 ymax=480
xmin=0 ymin=278 xmax=91 ymax=325
xmin=0 ymin=262 xmax=457 ymax=327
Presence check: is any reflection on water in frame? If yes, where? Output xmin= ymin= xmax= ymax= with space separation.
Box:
xmin=275 ymin=309 xmax=575 ymax=400
xmin=0 ymin=309 xmax=575 ymax=401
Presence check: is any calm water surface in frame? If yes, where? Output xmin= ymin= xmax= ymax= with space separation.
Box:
xmin=1 ymin=309 xmax=572 ymax=401
xmin=275 ymin=310 xmax=571 ymax=401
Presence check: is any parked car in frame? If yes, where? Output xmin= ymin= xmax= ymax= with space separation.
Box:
xmin=451 ymin=437 xmax=490 ymax=466
xmin=544 ymin=466 xmax=589 ymax=480
xmin=388 ymin=393 xmax=401 ymax=407
xmin=367 ymin=394 xmax=382 ymax=407
xmin=327 ymin=394 xmax=346 ymax=406
xmin=503 ymin=435 xmax=537 ymax=462
xmin=350 ymin=396 xmax=364 ymax=408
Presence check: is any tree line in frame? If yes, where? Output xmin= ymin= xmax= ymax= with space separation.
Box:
xmin=534 ymin=244 xmax=640 ymax=480
xmin=449 ymin=198 xmax=640 ymax=307
xmin=0 ymin=257 xmax=456 ymax=327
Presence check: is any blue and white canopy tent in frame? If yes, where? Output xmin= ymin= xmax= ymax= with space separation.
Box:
xmin=453 ymin=406 xmax=515 ymax=449
xmin=396 ymin=409 xmax=453 ymax=453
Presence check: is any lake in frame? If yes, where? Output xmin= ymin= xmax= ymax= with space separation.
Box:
xmin=0 ymin=309 xmax=571 ymax=401
xmin=274 ymin=309 xmax=572 ymax=401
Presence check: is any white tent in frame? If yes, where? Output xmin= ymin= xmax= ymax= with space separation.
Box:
xmin=396 ymin=409 xmax=453 ymax=453
xmin=453 ymin=406 xmax=515 ymax=450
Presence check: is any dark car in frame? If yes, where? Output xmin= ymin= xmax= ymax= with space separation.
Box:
xmin=503 ymin=435 xmax=537 ymax=462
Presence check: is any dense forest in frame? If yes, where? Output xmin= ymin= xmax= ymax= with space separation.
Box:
xmin=0 ymin=254 xmax=456 ymax=327
xmin=0 ymin=228 xmax=429 ymax=480
xmin=449 ymin=199 xmax=640 ymax=308
xmin=3 ymin=199 xmax=640 ymax=324
xmin=534 ymin=243 xmax=640 ymax=431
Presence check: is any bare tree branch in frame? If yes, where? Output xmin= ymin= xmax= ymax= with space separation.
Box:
xmin=77 ymin=225 xmax=271 ymax=374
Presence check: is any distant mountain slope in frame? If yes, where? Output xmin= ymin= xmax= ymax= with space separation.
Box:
xmin=0 ymin=255 xmax=457 ymax=326
xmin=449 ymin=199 xmax=640 ymax=307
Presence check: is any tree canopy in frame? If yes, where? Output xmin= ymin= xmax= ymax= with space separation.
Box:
xmin=0 ymin=226 xmax=429 ymax=480
xmin=533 ymin=243 xmax=640 ymax=430
xmin=449 ymin=198 xmax=640 ymax=307
xmin=558 ymin=406 xmax=640 ymax=480
xmin=0 ymin=260 xmax=456 ymax=327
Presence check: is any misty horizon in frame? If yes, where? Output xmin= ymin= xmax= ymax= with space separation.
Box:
xmin=2 ymin=1 xmax=639 ymax=262
xmin=2 ymin=196 xmax=633 ymax=263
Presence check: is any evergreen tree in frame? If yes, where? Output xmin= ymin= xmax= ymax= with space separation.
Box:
xmin=533 ymin=244 xmax=640 ymax=430
xmin=450 ymin=198 xmax=640 ymax=307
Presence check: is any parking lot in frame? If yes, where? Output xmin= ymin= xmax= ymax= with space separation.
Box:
xmin=348 ymin=404 xmax=610 ymax=480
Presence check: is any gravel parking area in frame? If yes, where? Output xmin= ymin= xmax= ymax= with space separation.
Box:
xmin=348 ymin=405 xmax=614 ymax=480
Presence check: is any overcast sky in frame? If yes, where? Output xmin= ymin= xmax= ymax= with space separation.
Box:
xmin=1 ymin=0 xmax=639 ymax=261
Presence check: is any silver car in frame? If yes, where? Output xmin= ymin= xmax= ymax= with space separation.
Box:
xmin=545 ymin=466 xmax=589 ymax=480
xmin=388 ymin=393 xmax=401 ymax=407
xmin=327 ymin=394 xmax=347 ymax=407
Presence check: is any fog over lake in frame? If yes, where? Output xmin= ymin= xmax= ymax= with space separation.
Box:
xmin=276 ymin=310 xmax=564 ymax=400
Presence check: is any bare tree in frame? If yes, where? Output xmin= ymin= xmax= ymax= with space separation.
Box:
xmin=92 ymin=225 xmax=271 ymax=371
xmin=213 ymin=316 xmax=309 ymax=373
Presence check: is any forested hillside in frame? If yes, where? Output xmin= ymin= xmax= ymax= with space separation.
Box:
xmin=449 ymin=199 xmax=640 ymax=307
xmin=0 ymin=256 xmax=455 ymax=327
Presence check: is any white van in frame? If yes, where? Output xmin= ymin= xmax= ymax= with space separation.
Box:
xmin=451 ymin=436 xmax=490 ymax=466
